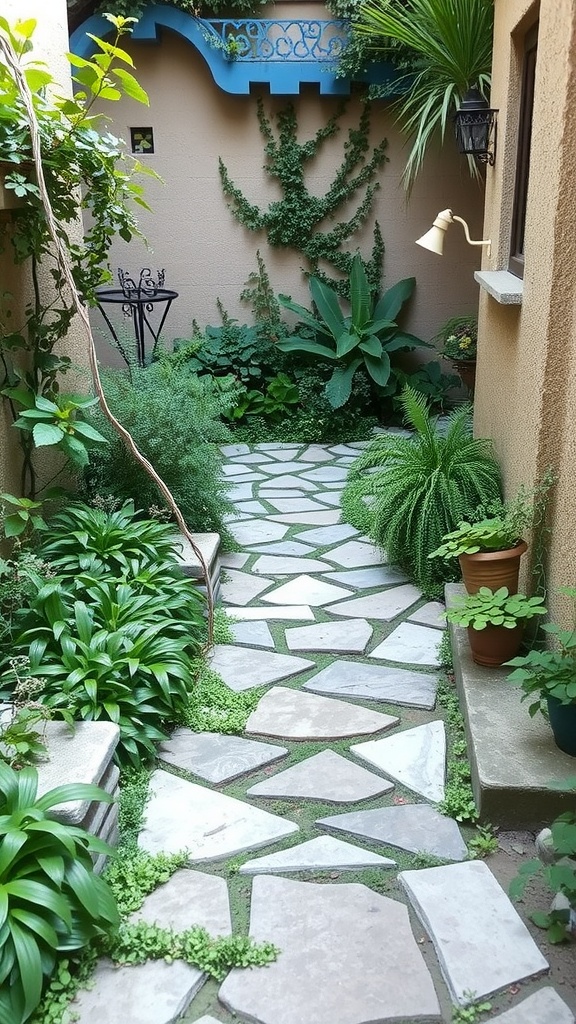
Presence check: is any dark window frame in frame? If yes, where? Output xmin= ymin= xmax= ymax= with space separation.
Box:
xmin=509 ymin=24 xmax=538 ymax=278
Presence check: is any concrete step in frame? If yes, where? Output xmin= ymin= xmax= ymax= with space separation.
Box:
xmin=172 ymin=531 xmax=221 ymax=602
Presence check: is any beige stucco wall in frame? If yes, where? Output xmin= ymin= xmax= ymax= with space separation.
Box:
xmin=474 ymin=0 xmax=576 ymax=621
xmin=87 ymin=11 xmax=485 ymax=363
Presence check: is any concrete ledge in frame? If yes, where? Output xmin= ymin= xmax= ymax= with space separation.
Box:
xmin=446 ymin=584 xmax=575 ymax=827
xmin=172 ymin=532 xmax=221 ymax=602
xmin=474 ymin=270 xmax=523 ymax=304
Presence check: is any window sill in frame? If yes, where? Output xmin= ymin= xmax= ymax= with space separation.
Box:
xmin=474 ymin=270 xmax=524 ymax=305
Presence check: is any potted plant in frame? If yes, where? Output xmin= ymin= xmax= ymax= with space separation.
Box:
xmin=437 ymin=315 xmax=478 ymax=393
xmin=446 ymin=586 xmax=546 ymax=667
xmin=507 ymin=588 xmax=576 ymax=756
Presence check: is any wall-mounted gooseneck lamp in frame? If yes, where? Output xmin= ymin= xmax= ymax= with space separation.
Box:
xmin=454 ymin=88 xmax=498 ymax=165
xmin=415 ymin=209 xmax=492 ymax=258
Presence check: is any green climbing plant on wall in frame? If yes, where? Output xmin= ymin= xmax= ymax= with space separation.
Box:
xmin=219 ymin=98 xmax=387 ymax=296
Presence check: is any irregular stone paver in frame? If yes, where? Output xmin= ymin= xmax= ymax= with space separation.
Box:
xmin=158 ymin=731 xmax=287 ymax=784
xmin=323 ymin=539 xmax=386 ymax=567
xmin=322 ymin=566 xmax=409 ymax=588
xmin=300 ymin=466 xmax=349 ymax=482
xmin=268 ymin=510 xmax=341 ymax=526
xmin=408 ymin=601 xmax=446 ymax=629
xmin=259 ymin=489 xmax=315 ymax=500
xmin=225 ymin=605 xmax=315 ymax=621
xmin=487 ymin=989 xmax=575 ymax=1023
xmin=229 ymin=452 xmax=273 ymax=464
xmin=247 ymin=749 xmax=393 ymax=803
xmin=265 ymin=448 xmax=303 ymax=461
xmin=209 ymin=645 xmax=314 ymax=691
xmin=285 ymin=619 xmax=372 ymax=654
xmin=399 ymin=861 xmax=549 ymax=1005
xmin=299 ymin=445 xmax=333 ymax=462
xmin=248 ymin=540 xmax=316 ymax=556
xmin=261 ymin=461 xmax=315 ymax=475
xmin=318 ymin=803 xmax=468 ymax=861
xmin=139 ymin=770 xmax=298 ymax=860
xmin=227 ymin=484 xmax=254 ymax=501
xmin=220 ymin=551 xmax=249 ymax=569
xmin=220 ymin=569 xmax=273 ymax=606
xmin=325 ymin=584 xmax=421 ymax=621
xmin=221 ymin=443 xmax=250 ymax=456
xmin=369 ymin=622 xmax=441 ymax=666
xmin=260 ymin=474 xmax=317 ymax=491
xmin=252 ymin=555 xmax=332 ymax=575
xmin=303 ymin=662 xmax=437 ymax=709
xmin=262 ymin=574 xmax=353 ymax=607
xmin=235 ymin=500 xmax=268 ymax=514
xmin=222 ymin=463 xmax=252 ymax=476
xmin=294 ymin=523 xmax=358 ymax=544
xmin=131 ymin=869 xmax=231 ymax=934
xmin=229 ymin=620 xmax=275 ymax=648
xmin=225 ymin=472 xmax=266 ymax=482
xmin=246 ymin=686 xmax=399 ymax=740
xmin=329 ymin=444 xmax=363 ymax=456
xmin=351 ymin=722 xmax=446 ymax=802
xmin=229 ymin=520 xmax=288 ymax=545
xmin=72 ymin=960 xmax=203 ymax=1024
xmin=254 ymin=442 xmax=296 ymax=451
xmin=218 ymin=876 xmax=441 ymax=1024
xmin=266 ymin=497 xmax=329 ymax=513
xmin=315 ymin=491 xmax=343 ymax=506
xmin=239 ymin=835 xmax=396 ymax=874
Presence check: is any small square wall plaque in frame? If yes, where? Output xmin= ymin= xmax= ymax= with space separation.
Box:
xmin=130 ymin=127 xmax=154 ymax=154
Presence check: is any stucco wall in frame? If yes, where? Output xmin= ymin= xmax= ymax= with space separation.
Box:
xmin=474 ymin=0 xmax=576 ymax=620
xmin=85 ymin=14 xmax=485 ymax=363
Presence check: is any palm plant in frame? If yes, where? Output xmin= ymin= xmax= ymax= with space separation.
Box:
xmin=341 ymin=386 xmax=502 ymax=596
xmin=355 ymin=0 xmax=494 ymax=190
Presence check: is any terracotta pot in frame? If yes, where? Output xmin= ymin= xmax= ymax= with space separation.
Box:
xmin=547 ymin=697 xmax=576 ymax=757
xmin=459 ymin=540 xmax=528 ymax=595
xmin=467 ymin=623 xmax=524 ymax=667
xmin=451 ymin=358 xmax=476 ymax=393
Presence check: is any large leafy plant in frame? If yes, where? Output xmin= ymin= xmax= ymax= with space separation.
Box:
xmin=277 ymin=254 xmax=425 ymax=408
xmin=507 ymin=588 xmax=576 ymax=717
xmin=445 ymin=587 xmax=546 ymax=631
xmin=0 ymin=762 xmax=119 ymax=1023
xmin=341 ymin=386 xmax=502 ymax=596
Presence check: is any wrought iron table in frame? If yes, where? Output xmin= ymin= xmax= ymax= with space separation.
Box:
xmin=95 ymin=269 xmax=178 ymax=367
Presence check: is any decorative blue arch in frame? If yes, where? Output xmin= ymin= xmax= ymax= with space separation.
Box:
xmin=69 ymin=4 xmax=397 ymax=96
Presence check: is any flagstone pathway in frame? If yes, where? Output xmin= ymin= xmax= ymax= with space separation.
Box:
xmin=71 ymin=440 xmax=573 ymax=1024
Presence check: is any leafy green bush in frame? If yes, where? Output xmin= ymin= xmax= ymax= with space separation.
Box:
xmin=0 ymin=762 xmax=119 ymax=1024
xmin=173 ymin=309 xmax=287 ymax=391
xmin=341 ymin=386 xmax=502 ymax=596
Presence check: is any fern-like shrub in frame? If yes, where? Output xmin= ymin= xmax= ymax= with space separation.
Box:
xmin=341 ymin=387 xmax=502 ymax=596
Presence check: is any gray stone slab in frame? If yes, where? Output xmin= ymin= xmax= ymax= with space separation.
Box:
xmin=487 ymin=989 xmax=575 ymax=1023
xmin=323 ymin=539 xmax=386 ymax=568
xmin=225 ymin=472 xmax=265 ymax=482
xmin=303 ymin=662 xmax=438 ymax=709
xmin=229 ymin=520 xmax=289 ymax=545
xmin=318 ymin=803 xmax=468 ymax=861
xmin=220 ymin=551 xmax=249 ymax=569
xmin=408 ymin=601 xmax=446 ymax=629
xmin=254 ymin=442 xmax=297 ymax=450
xmin=225 ymin=605 xmax=315 ymax=621
xmin=252 ymin=555 xmax=332 ymax=575
xmin=325 ymin=585 xmax=422 ymax=621
xmin=259 ymin=489 xmax=314 ymax=500
xmin=226 ymin=484 xmax=255 ymax=501
xmin=261 ymin=461 xmax=314 ymax=475
xmin=131 ymin=869 xmax=231 ymax=934
xmin=158 ymin=730 xmax=287 ymax=783
xmin=229 ymin=619 xmax=275 ymax=648
xmin=322 ymin=566 xmax=409 ymax=588
xmin=221 ymin=443 xmax=250 ymax=456
xmin=352 ymin=722 xmax=446 ymax=802
xmin=267 ymin=510 xmax=341 ymax=526
xmin=247 ymin=748 xmax=393 ymax=803
xmin=139 ymin=770 xmax=298 ymax=860
xmin=265 ymin=448 xmax=302 ymax=461
xmin=239 ymin=835 xmax=396 ymax=874
xmin=369 ymin=622 xmax=441 ymax=666
xmin=329 ymin=444 xmax=363 ymax=456
xmin=37 ymin=721 xmax=119 ymax=825
xmin=72 ymin=960 xmax=203 ymax=1024
xmin=259 ymin=474 xmax=317 ymax=491
xmin=286 ymin=618 xmax=372 ymax=654
xmin=314 ymin=491 xmax=343 ymax=506
xmin=220 ymin=569 xmax=273 ymax=606
xmin=222 ymin=463 xmax=251 ymax=476
xmin=294 ymin=523 xmax=358 ymax=545
xmin=262 ymin=574 xmax=353 ymax=607
xmin=235 ymin=500 xmax=268 ymax=514
xmin=218 ymin=876 xmax=441 ymax=1024
xmin=400 ymin=861 xmax=549 ymax=1005
xmin=229 ymin=452 xmax=273 ymax=464
xmin=266 ymin=497 xmax=329 ymax=513
xmin=248 ymin=541 xmax=316 ymax=556
xmin=209 ymin=645 xmax=314 ymax=691
xmin=300 ymin=466 xmax=349 ymax=482
xmin=299 ymin=446 xmax=333 ymax=462
xmin=246 ymin=686 xmax=399 ymax=740
xmin=223 ymin=512 xmax=250 ymax=523
xmin=335 ymin=456 xmax=356 ymax=465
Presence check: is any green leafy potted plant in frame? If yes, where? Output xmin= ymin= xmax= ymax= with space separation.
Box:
xmin=507 ymin=588 xmax=576 ymax=755
xmin=446 ymin=586 xmax=546 ymax=667
xmin=436 ymin=315 xmax=478 ymax=393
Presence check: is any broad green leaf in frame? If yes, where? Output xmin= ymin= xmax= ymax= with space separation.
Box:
xmin=70 ymin=420 xmax=108 ymax=444
xmin=113 ymin=67 xmax=149 ymax=106
xmin=34 ymin=783 xmax=114 ymax=813
xmin=324 ymin=359 xmax=362 ymax=410
xmin=363 ymin=350 xmax=391 ymax=387
xmin=277 ymin=295 xmax=328 ymax=336
xmin=34 ymin=395 xmax=59 ymax=414
xmin=32 ymin=422 xmax=63 ymax=447
xmin=359 ymin=335 xmax=383 ymax=358
xmin=349 ymin=254 xmax=372 ymax=330
xmin=309 ymin=277 xmax=345 ymax=341
xmin=275 ymin=337 xmax=337 ymax=360
xmin=373 ymin=277 xmax=416 ymax=321
xmin=10 ymin=919 xmax=43 ymax=1018
xmin=3 ymin=514 xmax=26 ymax=538
xmin=335 ymin=332 xmax=360 ymax=359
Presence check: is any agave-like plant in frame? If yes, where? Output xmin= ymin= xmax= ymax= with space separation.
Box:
xmin=341 ymin=385 xmax=502 ymax=596
xmin=355 ymin=0 xmax=494 ymax=190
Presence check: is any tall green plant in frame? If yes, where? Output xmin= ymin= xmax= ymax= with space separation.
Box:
xmin=355 ymin=0 xmax=494 ymax=189
xmin=341 ymin=386 xmax=502 ymax=596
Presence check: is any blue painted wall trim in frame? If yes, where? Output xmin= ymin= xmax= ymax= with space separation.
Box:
xmin=69 ymin=4 xmax=397 ymax=96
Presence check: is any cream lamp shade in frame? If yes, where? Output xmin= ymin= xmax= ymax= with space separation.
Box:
xmin=416 ymin=209 xmax=491 ymax=258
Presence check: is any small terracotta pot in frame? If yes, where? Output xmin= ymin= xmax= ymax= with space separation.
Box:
xmin=467 ymin=623 xmax=524 ymax=667
xmin=459 ymin=540 xmax=528 ymax=595
xmin=451 ymin=358 xmax=476 ymax=393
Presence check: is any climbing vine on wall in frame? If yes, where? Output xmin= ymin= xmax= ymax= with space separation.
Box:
xmin=219 ymin=99 xmax=388 ymax=295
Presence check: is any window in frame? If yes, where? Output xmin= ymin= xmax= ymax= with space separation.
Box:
xmin=509 ymin=24 xmax=538 ymax=278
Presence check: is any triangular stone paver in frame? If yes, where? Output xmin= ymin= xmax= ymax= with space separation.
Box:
xmin=408 ymin=601 xmax=446 ymax=629
xmin=225 ymin=605 xmax=315 ymax=621
xmin=262 ymin=574 xmax=353 ymax=607
xmin=314 ymin=491 xmax=343 ymax=506
xmin=229 ymin=520 xmax=289 ymax=545
xmin=299 ymin=446 xmax=333 ymax=462
xmin=229 ymin=620 xmax=275 ymax=648
xmin=261 ymin=461 xmax=315 ymax=475
xmin=218 ymin=876 xmax=441 ymax=1024
xmin=209 ymin=645 xmax=314 ymax=691
xmin=220 ymin=551 xmax=249 ymax=569
xmin=323 ymin=540 xmax=386 ymax=567
xmin=222 ymin=463 xmax=252 ymax=476
xmin=259 ymin=475 xmax=317 ymax=491
xmin=285 ymin=619 xmax=372 ymax=654
xmin=325 ymin=585 xmax=421 ymax=621
xmin=236 ymin=500 xmax=269 ymax=514
xmin=239 ymin=835 xmax=396 ymax=874
xmin=369 ymin=622 xmax=441 ymax=667
xmin=329 ymin=444 xmax=363 ymax=456
xmin=246 ymin=686 xmax=399 ymax=740
xmin=487 ymin=989 xmax=575 ymax=1023
xmin=267 ymin=510 xmax=341 ymax=526
xmin=227 ymin=484 xmax=254 ymax=502
xmin=303 ymin=662 xmax=438 ymax=709
xmin=130 ymin=869 xmax=231 ymax=933
xmin=247 ymin=749 xmax=393 ymax=803
xmin=158 ymin=731 xmax=287 ymax=783
xmin=252 ymin=555 xmax=332 ymax=575
xmin=351 ymin=722 xmax=446 ymax=802
xmin=221 ymin=443 xmax=250 ymax=456
xmin=266 ymin=498 xmax=329 ymax=513
xmin=399 ymin=861 xmax=549 ymax=1005
xmin=229 ymin=452 xmax=273 ymax=463
xmin=265 ymin=448 xmax=303 ymax=461
xmin=294 ymin=523 xmax=358 ymax=545
xmin=139 ymin=770 xmax=298 ymax=860
xmin=322 ymin=566 xmax=409 ymax=588
xmin=318 ymin=803 xmax=468 ymax=861
xmin=71 ymin=960 xmax=203 ymax=1024
xmin=220 ymin=569 xmax=273 ymax=606
xmin=300 ymin=466 xmax=349 ymax=482
xmin=248 ymin=540 xmax=316 ymax=556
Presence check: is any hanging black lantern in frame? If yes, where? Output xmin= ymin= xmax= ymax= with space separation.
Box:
xmin=454 ymin=88 xmax=498 ymax=165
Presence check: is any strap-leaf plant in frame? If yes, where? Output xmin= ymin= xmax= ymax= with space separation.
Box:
xmin=219 ymin=98 xmax=387 ymax=295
